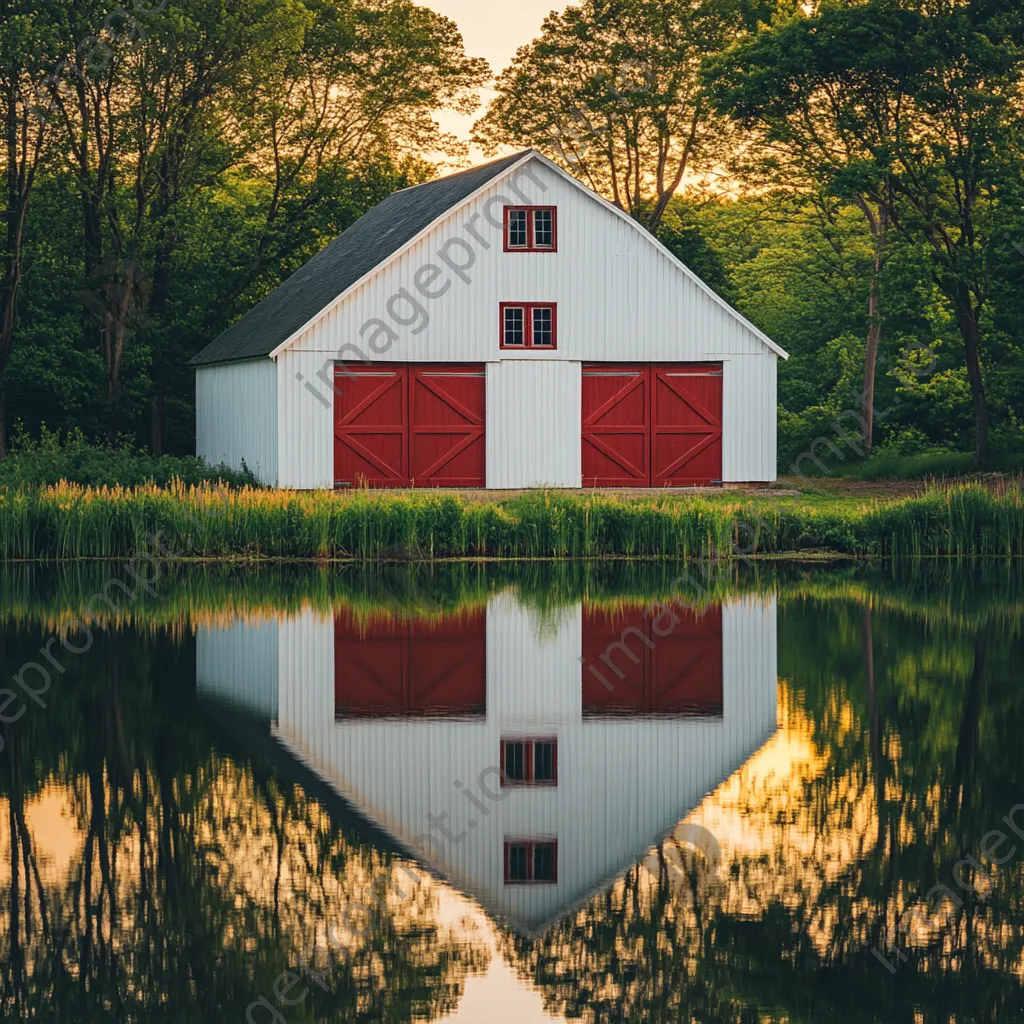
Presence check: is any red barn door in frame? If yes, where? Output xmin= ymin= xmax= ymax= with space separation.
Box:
xmin=652 ymin=366 xmax=722 ymax=486
xmin=334 ymin=364 xmax=485 ymax=488
xmin=582 ymin=364 xmax=723 ymax=487
xmin=334 ymin=366 xmax=408 ymax=487
xmin=410 ymin=367 xmax=486 ymax=487
xmin=581 ymin=366 xmax=650 ymax=486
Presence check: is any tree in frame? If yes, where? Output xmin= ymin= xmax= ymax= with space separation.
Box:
xmin=704 ymin=2 xmax=908 ymax=450
xmin=0 ymin=0 xmax=52 ymax=457
xmin=473 ymin=0 xmax=772 ymax=230
xmin=709 ymin=0 xmax=1024 ymax=464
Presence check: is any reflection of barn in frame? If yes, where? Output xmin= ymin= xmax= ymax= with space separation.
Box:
xmin=197 ymin=594 xmax=778 ymax=934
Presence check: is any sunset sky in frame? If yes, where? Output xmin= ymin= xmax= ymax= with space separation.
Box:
xmin=422 ymin=0 xmax=570 ymax=158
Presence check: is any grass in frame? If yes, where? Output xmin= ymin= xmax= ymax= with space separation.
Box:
xmin=1 ymin=478 xmax=1023 ymax=561
xmin=816 ymin=447 xmax=1024 ymax=482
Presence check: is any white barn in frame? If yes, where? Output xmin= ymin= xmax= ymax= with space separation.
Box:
xmin=192 ymin=151 xmax=787 ymax=489
xmin=197 ymin=592 xmax=779 ymax=934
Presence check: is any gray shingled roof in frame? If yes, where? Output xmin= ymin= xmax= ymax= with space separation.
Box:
xmin=190 ymin=151 xmax=533 ymax=367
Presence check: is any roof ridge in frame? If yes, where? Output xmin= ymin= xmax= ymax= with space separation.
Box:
xmin=390 ymin=149 xmax=536 ymax=196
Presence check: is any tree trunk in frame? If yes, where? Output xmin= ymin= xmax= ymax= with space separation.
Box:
xmin=0 ymin=389 xmax=6 ymax=459
xmin=150 ymin=387 xmax=165 ymax=456
xmin=858 ymin=201 xmax=888 ymax=451
xmin=953 ymin=283 xmax=990 ymax=466
xmin=863 ymin=287 xmax=881 ymax=452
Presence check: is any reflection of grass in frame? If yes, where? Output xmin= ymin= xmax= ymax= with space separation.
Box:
xmin=1 ymin=560 xmax=1021 ymax=633
xmin=2 ymin=480 xmax=1024 ymax=560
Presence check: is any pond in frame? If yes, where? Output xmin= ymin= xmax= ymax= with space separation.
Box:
xmin=1 ymin=562 xmax=1022 ymax=1022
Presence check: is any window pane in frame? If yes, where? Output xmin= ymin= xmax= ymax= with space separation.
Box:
xmin=533 ymin=843 xmax=556 ymax=882
xmin=533 ymin=741 xmax=555 ymax=782
xmin=507 ymin=844 xmax=529 ymax=881
xmin=508 ymin=209 xmax=528 ymax=247
xmin=534 ymin=209 xmax=553 ymax=247
xmin=532 ymin=307 xmax=553 ymax=346
xmin=503 ymin=307 xmax=525 ymax=346
xmin=504 ymin=742 xmax=526 ymax=782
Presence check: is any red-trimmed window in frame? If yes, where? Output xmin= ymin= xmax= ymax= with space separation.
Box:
xmin=504 ymin=839 xmax=558 ymax=883
xmin=504 ymin=207 xmax=557 ymax=252
xmin=500 ymin=738 xmax=558 ymax=786
xmin=500 ymin=303 xmax=557 ymax=349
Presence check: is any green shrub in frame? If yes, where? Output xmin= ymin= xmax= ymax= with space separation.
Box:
xmin=0 ymin=426 xmax=259 ymax=489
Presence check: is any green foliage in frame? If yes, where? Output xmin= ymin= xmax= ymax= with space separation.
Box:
xmin=0 ymin=0 xmax=487 ymax=454
xmin=2 ymin=479 xmax=1024 ymax=561
xmin=0 ymin=426 xmax=258 ymax=489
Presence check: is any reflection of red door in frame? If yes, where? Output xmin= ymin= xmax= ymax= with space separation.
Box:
xmin=581 ymin=604 xmax=722 ymax=716
xmin=582 ymin=364 xmax=722 ymax=486
xmin=334 ymin=609 xmax=486 ymax=718
xmin=334 ymin=364 xmax=485 ymax=488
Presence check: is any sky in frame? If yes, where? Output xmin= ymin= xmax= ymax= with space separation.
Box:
xmin=421 ymin=0 xmax=571 ymax=160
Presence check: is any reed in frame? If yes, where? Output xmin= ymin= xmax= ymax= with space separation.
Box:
xmin=2 ymin=559 xmax=1021 ymax=637
xmin=1 ymin=478 xmax=1023 ymax=562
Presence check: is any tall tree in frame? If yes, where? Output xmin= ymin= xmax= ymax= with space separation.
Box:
xmin=473 ymin=0 xmax=772 ymax=230
xmin=709 ymin=0 xmax=1024 ymax=464
xmin=704 ymin=3 xmax=906 ymax=450
xmin=0 ymin=1 xmax=52 ymax=457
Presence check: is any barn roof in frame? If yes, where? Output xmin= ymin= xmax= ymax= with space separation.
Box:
xmin=190 ymin=151 xmax=532 ymax=367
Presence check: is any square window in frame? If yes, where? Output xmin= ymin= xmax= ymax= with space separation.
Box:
xmin=500 ymin=737 xmax=557 ymax=785
xmin=504 ymin=207 xmax=557 ymax=252
xmin=499 ymin=304 xmax=556 ymax=350
xmin=505 ymin=839 xmax=558 ymax=883
xmin=533 ymin=741 xmax=555 ymax=782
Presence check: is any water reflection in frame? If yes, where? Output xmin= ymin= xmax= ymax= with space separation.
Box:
xmin=198 ymin=592 xmax=777 ymax=937
xmin=0 ymin=563 xmax=1022 ymax=1022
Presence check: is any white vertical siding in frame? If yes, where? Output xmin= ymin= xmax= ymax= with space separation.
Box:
xmin=276 ymin=349 xmax=334 ymax=489
xmin=722 ymin=354 xmax=778 ymax=483
xmin=195 ymin=360 xmax=278 ymax=484
xmin=262 ymin=158 xmax=780 ymax=488
xmin=196 ymin=619 xmax=280 ymax=719
xmin=204 ymin=591 xmax=779 ymax=933
xmin=486 ymin=361 xmax=581 ymax=488
xmin=488 ymin=595 xmax=582 ymax=724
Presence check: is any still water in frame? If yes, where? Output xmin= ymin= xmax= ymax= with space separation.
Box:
xmin=1 ymin=562 xmax=1022 ymax=1023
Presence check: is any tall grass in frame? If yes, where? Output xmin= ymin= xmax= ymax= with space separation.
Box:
xmin=2 ymin=478 xmax=1024 ymax=561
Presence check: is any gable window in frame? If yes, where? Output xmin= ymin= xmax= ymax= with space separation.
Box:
xmin=504 ymin=839 xmax=558 ymax=884
xmin=500 ymin=303 xmax=557 ymax=350
xmin=501 ymin=738 xmax=558 ymax=786
xmin=504 ymin=207 xmax=557 ymax=252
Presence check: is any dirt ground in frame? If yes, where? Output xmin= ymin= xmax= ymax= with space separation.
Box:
xmin=360 ymin=478 xmax=932 ymax=502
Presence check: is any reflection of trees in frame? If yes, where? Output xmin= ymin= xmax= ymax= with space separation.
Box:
xmin=501 ymin=599 xmax=1024 ymax=1023
xmin=0 ymin=629 xmax=488 ymax=1022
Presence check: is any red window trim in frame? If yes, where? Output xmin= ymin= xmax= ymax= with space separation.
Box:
xmin=500 ymin=737 xmax=558 ymax=787
xmin=503 ymin=839 xmax=559 ymax=884
xmin=503 ymin=206 xmax=558 ymax=252
xmin=499 ymin=302 xmax=558 ymax=350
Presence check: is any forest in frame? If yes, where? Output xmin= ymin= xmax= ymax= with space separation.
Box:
xmin=0 ymin=0 xmax=1022 ymax=475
